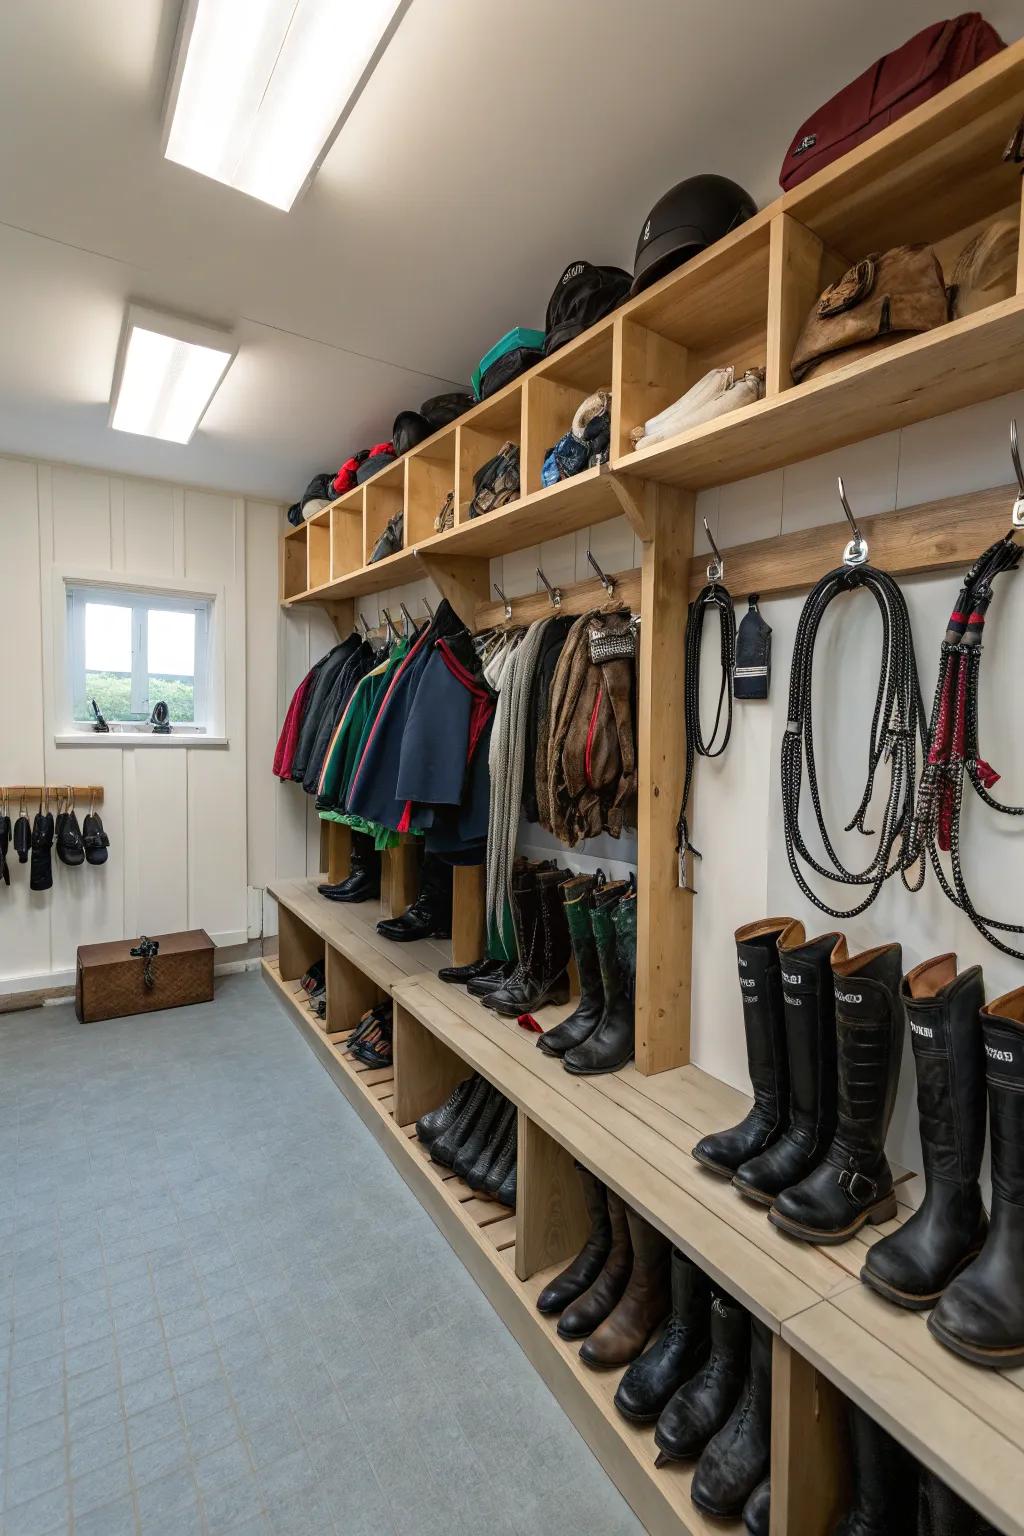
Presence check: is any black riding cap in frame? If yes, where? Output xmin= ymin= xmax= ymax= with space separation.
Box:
xmin=632 ymin=174 xmax=757 ymax=295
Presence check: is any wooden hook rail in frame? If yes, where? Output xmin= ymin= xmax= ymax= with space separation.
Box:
xmin=2 ymin=785 xmax=105 ymax=802
xmin=474 ymin=566 xmax=641 ymax=630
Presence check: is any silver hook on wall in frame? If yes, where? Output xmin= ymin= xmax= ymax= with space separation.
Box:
xmin=493 ymin=582 xmax=513 ymax=622
xmin=1010 ymin=420 xmax=1024 ymax=529
xmin=381 ymin=607 xmax=399 ymax=642
xmin=537 ymin=567 xmax=562 ymax=607
xmin=357 ymin=611 xmax=372 ymax=637
xmin=702 ymin=518 xmax=726 ymax=583
xmin=422 ymin=597 xmax=434 ymax=620
xmin=837 ymin=476 xmax=869 ymax=566
xmin=586 ymin=549 xmax=617 ymax=599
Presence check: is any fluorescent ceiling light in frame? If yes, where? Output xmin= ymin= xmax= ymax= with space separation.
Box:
xmin=109 ymin=305 xmax=235 ymax=444
xmin=164 ymin=0 xmax=408 ymax=211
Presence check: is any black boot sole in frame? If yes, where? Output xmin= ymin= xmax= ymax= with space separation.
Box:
xmin=486 ymin=979 xmax=571 ymax=1018
xmin=730 ymin=1179 xmax=775 ymax=1207
xmin=612 ymin=1401 xmax=663 ymax=1426
xmin=767 ymin=1191 xmax=898 ymax=1245
xmin=691 ymin=1149 xmax=738 ymax=1178
xmin=563 ymin=1051 xmax=634 ymax=1077
xmin=377 ymin=926 xmax=452 ymax=943
xmin=926 ymin=1314 xmax=1024 ymax=1369
xmin=859 ymin=1245 xmax=985 ymax=1312
xmin=690 ymin=1489 xmax=748 ymax=1521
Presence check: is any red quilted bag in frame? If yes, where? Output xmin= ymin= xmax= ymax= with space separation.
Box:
xmin=780 ymin=14 xmax=1005 ymax=190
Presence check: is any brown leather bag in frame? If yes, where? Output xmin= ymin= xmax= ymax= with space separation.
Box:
xmin=791 ymin=244 xmax=948 ymax=384
xmin=949 ymin=217 xmax=1018 ymax=319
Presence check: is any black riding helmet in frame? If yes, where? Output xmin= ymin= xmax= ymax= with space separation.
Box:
xmin=392 ymin=411 xmax=432 ymax=455
xmin=631 ymin=174 xmax=757 ymax=295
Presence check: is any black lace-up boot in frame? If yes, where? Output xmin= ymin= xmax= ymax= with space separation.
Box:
xmin=428 ymin=1076 xmax=492 ymax=1169
xmin=734 ymin=921 xmax=840 ymax=1204
xmin=863 ymin=955 xmax=987 ymax=1310
xmin=613 ymin=1250 xmax=710 ymax=1424
xmin=415 ymin=1076 xmax=479 ymax=1146
xmin=376 ymin=854 xmax=452 ymax=942
xmin=692 ymin=920 xmax=791 ymax=1177
xmin=769 ymin=939 xmax=903 ymax=1244
xmin=690 ymin=1316 xmax=771 ymax=1519
xmin=318 ymin=832 xmax=381 ymax=902
xmin=484 ymin=870 xmax=572 ymax=1017
xmin=537 ymin=1165 xmax=613 ymax=1316
xmin=655 ymin=1291 xmax=749 ymax=1462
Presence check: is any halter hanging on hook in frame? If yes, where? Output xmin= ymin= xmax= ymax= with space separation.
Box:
xmin=702 ymin=518 xmax=726 ymax=584
xmin=1010 ymin=419 xmax=1024 ymax=530
xmin=586 ymin=549 xmax=617 ymax=600
xmin=837 ymin=476 xmax=869 ymax=567
xmin=492 ymin=582 xmax=513 ymax=622
xmin=537 ymin=567 xmax=562 ymax=607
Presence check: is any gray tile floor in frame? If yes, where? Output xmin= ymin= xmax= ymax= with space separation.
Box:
xmin=0 ymin=972 xmax=644 ymax=1536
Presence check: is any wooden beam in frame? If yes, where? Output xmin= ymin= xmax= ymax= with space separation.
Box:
xmin=452 ymin=864 xmax=486 ymax=967
xmin=607 ymin=472 xmax=655 ymax=541
xmin=414 ymin=551 xmax=490 ymax=628
xmin=770 ymin=1337 xmax=848 ymax=1536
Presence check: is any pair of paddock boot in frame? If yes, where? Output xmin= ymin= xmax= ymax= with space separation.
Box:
xmin=836 ymin=1402 xmax=996 ymax=1535
xmin=446 ymin=861 xmax=572 ymax=1016
xmin=318 ymin=831 xmax=381 ymax=903
xmin=537 ymin=873 xmax=639 ymax=1075
xmin=414 ymin=1074 xmax=517 ymax=1207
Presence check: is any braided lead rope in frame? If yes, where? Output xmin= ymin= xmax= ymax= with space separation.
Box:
xmin=676 ymin=582 xmax=736 ymax=879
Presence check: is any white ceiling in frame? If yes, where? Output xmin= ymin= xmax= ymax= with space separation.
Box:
xmin=0 ymin=0 xmax=1021 ymax=502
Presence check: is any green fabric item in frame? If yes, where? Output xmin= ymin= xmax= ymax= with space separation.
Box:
xmin=563 ymin=877 xmax=600 ymax=991
xmin=613 ymin=893 xmax=638 ymax=1003
xmin=319 ymin=639 xmax=410 ymax=811
xmin=471 ymin=326 xmax=545 ymax=398
xmin=591 ymin=892 xmax=625 ymax=1007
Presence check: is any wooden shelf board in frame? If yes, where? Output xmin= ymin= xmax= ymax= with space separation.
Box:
xmin=267 ymin=877 xmax=450 ymax=992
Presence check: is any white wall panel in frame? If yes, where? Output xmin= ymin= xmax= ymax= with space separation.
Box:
xmin=123 ymin=747 xmax=188 ymax=937
xmin=122 ymin=476 xmax=176 ymax=575
xmin=184 ymin=488 xmax=236 ymax=581
xmin=51 ymin=464 xmax=110 ymax=565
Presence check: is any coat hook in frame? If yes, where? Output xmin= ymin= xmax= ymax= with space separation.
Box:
xmin=492 ymin=582 xmax=513 ymax=621
xmin=586 ymin=549 xmax=617 ymax=598
xmin=358 ymin=611 xmax=372 ymax=637
xmin=399 ymin=601 xmax=417 ymax=636
xmin=702 ymin=518 xmax=726 ymax=583
xmin=837 ymin=476 xmax=869 ymax=566
xmin=381 ymin=607 xmax=399 ymax=642
xmin=422 ymin=597 xmax=434 ymax=619
xmin=536 ymin=567 xmax=562 ymax=607
xmin=1011 ymin=420 xmax=1024 ymax=529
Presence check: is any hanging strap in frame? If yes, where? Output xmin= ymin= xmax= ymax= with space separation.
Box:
xmin=676 ymin=582 xmax=736 ymax=887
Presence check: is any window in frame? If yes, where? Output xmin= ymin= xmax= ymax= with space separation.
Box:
xmin=66 ymin=583 xmax=212 ymax=730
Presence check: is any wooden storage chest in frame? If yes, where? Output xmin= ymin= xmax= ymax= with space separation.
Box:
xmin=75 ymin=930 xmax=214 ymax=1023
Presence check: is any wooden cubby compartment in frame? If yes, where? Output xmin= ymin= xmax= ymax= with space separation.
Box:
xmin=522 ymin=321 xmax=615 ymax=495
xmin=329 ymin=488 xmax=364 ymax=582
xmin=362 ymin=459 xmax=406 ymax=566
xmin=613 ymin=221 xmax=771 ymax=461
xmin=455 ymin=383 xmax=525 ymax=525
xmin=281 ymin=521 xmax=309 ymax=600
xmin=306 ymin=509 xmax=331 ymax=589
xmin=406 ymin=429 xmax=457 ymax=544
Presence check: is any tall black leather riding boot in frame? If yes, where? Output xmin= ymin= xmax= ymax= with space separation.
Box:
xmin=835 ymin=1401 xmax=914 ymax=1536
xmin=563 ymin=886 xmax=637 ymax=1076
xmin=769 ymin=939 xmax=903 ymax=1244
xmin=537 ymin=1164 xmax=613 ymax=1315
xmin=929 ymin=985 xmax=1024 ymax=1368
xmin=376 ymin=853 xmax=452 ymax=942
xmin=415 ymin=1074 xmax=478 ymax=1145
xmin=692 ymin=919 xmax=791 ymax=1177
xmin=917 ymin=1466 xmax=999 ymax=1535
xmin=428 ymin=1075 xmax=492 ymax=1168
xmin=733 ymin=920 xmax=840 ymax=1204
xmin=454 ymin=1085 xmax=507 ymax=1181
xmin=690 ymin=1316 xmax=771 ymax=1519
xmin=317 ymin=832 xmax=381 ymax=902
xmin=537 ymin=874 xmax=609 ymax=1057
xmin=862 ymin=955 xmax=988 ymax=1310
xmin=485 ymin=870 xmax=572 ymax=1017
xmin=655 ymin=1290 xmax=749 ymax=1462
xmin=613 ymin=1249 xmax=711 ymax=1424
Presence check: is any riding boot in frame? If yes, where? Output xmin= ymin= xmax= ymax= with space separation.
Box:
xmin=834 ymin=1401 xmax=914 ymax=1536
xmin=579 ymin=1206 xmax=671 ymax=1368
xmin=692 ymin=920 xmax=791 ymax=1176
xmin=453 ymin=1086 xmax=507 ymax=1181
xmin=317 ymin=832 xmax=381 ymax=902
xmin=439 ymin=957 xmax=505 ymax=985
xmin=654 ymin=1291 xmax=749 ymax=1462
xmin=376 ymin=853 xmax=453 ymax=941
xmin=557 ymin=1190 xmax=633 ymax=1340
xmin=690 ymin=1317 xmax=772 ymax=1519
xmin=482 ymin=1110 xmax=517 ymax=1199
xmin=537 ymin=1165 xmax=613 ymax=1315
xmin=563 ymin=887 xmax=637 ymax=1075
xmin=862 ymin=956 xmax=988 ymax=1310
xmin=428 ymin=1076 xmax=492 ymax=1169
xmin=466 ymin=961 xmax=515 ymax=998
xmin=917 ymin=1466 xmax=999 ymax=1535
xmin=463 ymin=858 xmax=556 ymax=993
xmin=415 ymin=1075 xmax=479 ymax=1145
xmin=485 ymin=870 xmax=572 ymax=1017
xmin=733 ymin=921 xmax=840 ymax=1204
xmin=769 ymin=939 xmax=903 ymax=1244
xmin=537 ymin=874 xmax=608 ymax=1057
xmin=613 ymin=1250 xmax=710 ymax=1423
xmin=743 ymin=1479 xmax=770 ymax=1536
xmin=929 ymin=986 xmax=1024 ymax=1368
xmin=466 ymin=1099 xmax=516 ymax=1192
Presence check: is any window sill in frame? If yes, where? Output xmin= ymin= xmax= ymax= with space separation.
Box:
xmin=54 ymin=732 xmax=229 ymax=748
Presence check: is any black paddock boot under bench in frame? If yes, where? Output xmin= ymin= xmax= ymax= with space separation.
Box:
xmin=692 ymin=918 xmax=791 ymax=1178
xmin=929 ymin=985 xmax=1024 ymax=1369
xmin=769 ymin=938 xmax=903 ymax=1245
xmin=862 ymin=955 xmax=988 ymax=1311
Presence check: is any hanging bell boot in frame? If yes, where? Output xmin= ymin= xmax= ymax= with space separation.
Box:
xmin=318 ymin=832 xmax=381 ymax=903
xmin=743 ymin=1479 xmax=771 ymax=1536
xmin=654 ymin=1291 xmax=749 ymax=1463
xmin=428 ymin=1075 xmax=492 ymax=1168
xmin=563 ymin=886 xmax=638 ymax=1076
xmin=692 ymin=919 xmax=791 ymax=1176
xmin=82 ymin=811 xmax=109 ymax=866
xmin=557 ymin=1189 xmax=633 ymax=1340
xmin=917 ymin=1466 xmax=999 ymax=1536
xmin=929 ymin=986 xmax=1024 ymax=1368
xmin=416 ymin=1075 xmax=479 ymax=1145
xmin=537 ymin=874 xmax=608 ymax=1057
xmin=537 ymin=1165 xmax=613 ymax=1315
xmin=690 ymin=1317 xmax=772 ymax=1520
xmin=579 ymin=1206 xmax=671 ymax=1369
xmin=485 ymin=870 xmax=572 ymax=1017
xmin=733 ymin=921 xmax=840 ymax=1205
xmin=454 ymin=1086 xmax=508 ymax=1181
xmin=376 ymin=853 xmax=453 ymax=942
xmin=613 ymin=1249 xmax=711 ymax=1424
xmin=834 ymin=1401 xmax=915 ymax=1536
xmin=862 ymin=956 xmax=988 ymax=1310
xmin=13 ymin=813 xmax=31 ymax=864
xmin=769 ymin=939 xmax=903 ymax=1244
xmin=466 ymin=1099 xmax=516 ymax=1191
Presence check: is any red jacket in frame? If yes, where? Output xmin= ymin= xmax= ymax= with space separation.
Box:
xmin=274 ymin=672 xmax=315 ymax=780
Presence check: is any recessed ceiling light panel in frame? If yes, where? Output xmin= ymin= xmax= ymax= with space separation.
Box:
xmin=164 ymin=0 xmax=408 ymax=211
xmin=109 ymin=305 xmax=235 ymax=444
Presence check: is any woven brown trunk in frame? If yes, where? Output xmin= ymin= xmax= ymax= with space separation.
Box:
xmin=75 ymin=930 xmax=214 ymax=1024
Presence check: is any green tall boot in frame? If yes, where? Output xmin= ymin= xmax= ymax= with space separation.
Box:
xmin=564 ymin=886 xmax=637 ymax=1076
xmin=538 ymin=874 xmax=610 ymax=1058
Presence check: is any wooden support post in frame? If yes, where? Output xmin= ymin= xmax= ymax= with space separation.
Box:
xmin=385 ymin=840 xmax=420 ymax=918
xmin=766 ymin=212 xmax=848 ymax=397
xmin=414 ymin=551 xmax=490 ymax=628
xmin=635 ymin=482 xmax=694 ymax=1075
xmin=322 ymin=597 xmax=354 ymax=639
xmin=770 ymin=1337 xmax=848 ymax=1536
xmin=326 ymin=823 xmax=352 ymax=885
xmin=392 ymin=1002 xmax=470 ymax=1127
xmin=514 ymin=1112 xmax=590 ymax=1283
xmin=452 ymin=864 xmax=486 ymax=967
xmin=318 ymin=820 xmax=330 ymax=877
xmin=1017 ymin=174 xmax=1024 ymax=296
xmin=326 ymin=946 xmax=384 ymax=1033
xmin=277 ymin=906 xmax=323 ymax=983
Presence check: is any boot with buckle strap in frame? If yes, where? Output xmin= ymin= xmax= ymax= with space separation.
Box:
xmin=733 ymin=921 xmax=841 ymax=1205
xmin=484 ymin=869 xmax=572 ymax=1017
xmin=862 ymin=955 xmax=988 ymax=1311
xmin=536 ymin=873 xmax=609 ymax=1057
xmin=769 ymin=939 xmax=903 ymax=1245
xmin=613 ymin=1249 xmax=710 ymax=1424
xmin=536 ymin=1164 xmax=613 ymax=1316
xmin=692 ymin=920 xmax=791 ymax=1177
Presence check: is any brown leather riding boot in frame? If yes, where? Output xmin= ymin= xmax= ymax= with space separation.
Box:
xmin=556 ymin=1189 xmax=633 ymax=1340
xmin=579 ymin=1206 xmax=672 ymax=1368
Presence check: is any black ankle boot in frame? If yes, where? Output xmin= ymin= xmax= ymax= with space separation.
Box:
xmin=743 ymin=1479 xmax=770 ymax=1536
xmin=917 ymin=1465 xmax=998 ymax=1535
xmin=537 ymin=874 xmax=608 ymax=1057
xmin=467 ymin=962 xmax=515 ymax=997
xmin=770 ymin=939 xmax=903 ymax=1245
xmin=454 ymin=1087 xmax=507 ymax=1181
xmin=863 ymin=956 xmax=988 ymax=1310
xmin=690 ymin=1316 xmax=771 ymax=1519
xmin=464 ymin=1097 xmax=515 ymax=1189
xmin=613 ymin=1250 xmax=710 ymax=1424
xmin=562 ymin=886 xmax=637 ymax=1076
xmin=376 ymin=854 xmax=453 ymax=942
xmin=654 ymin=1291 xmax=748 ymax=1462
xmin=482 ymin=1110 xmax=517 ymax=1198
xmin=415 ymin=1075 xmax=479 ymax=1145
xmin=537 ymin=1165 xmax=613 ymax=1315
xmin=495 ymin=1160 xmax=517 ymax=1210
xmin=929 ymin=986 xmax=1024 ymax=1368
xmin=438 ymin=957 xmax=504 ymax=985
xmin=835 ymin=1401 xmax=914 ymax=1535
xmin=733 ymin=921 xmax=840 ymax=1205
xmin=692 ymin=919 xmax=791 ymax=1176
xmin=429 ymin=1076 xmax=492 ymax=1168
xmin=485 ymin=870 xmax=572 ymax=1017
xmin=318 ymin=832 xmax=381 ymax=903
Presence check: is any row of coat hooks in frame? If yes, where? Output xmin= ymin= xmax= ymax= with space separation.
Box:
xmin=3 ymin=785 xmax=105 ymax=805
xmin=490 ymin=549 xmax=637 ymax=625
xmin=356 ymin=599 xmax=434 ymax=641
